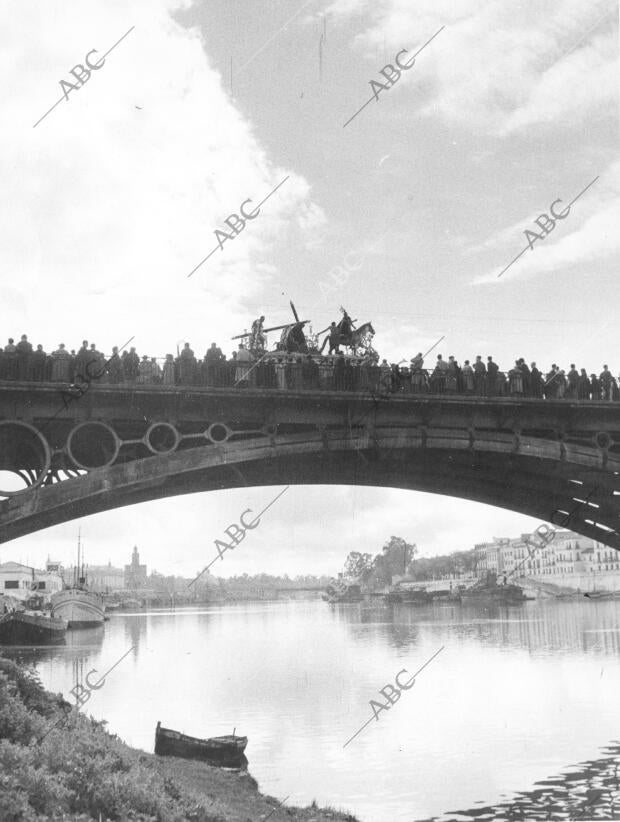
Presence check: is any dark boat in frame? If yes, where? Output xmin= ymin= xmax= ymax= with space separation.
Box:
xmin=0 ymin=610 xmax=68 ymax=645
xmin=154 ymin=721 xmax=247 ymax=765
xmin=584 ymin=590 xmax=620 ymax=600
xmin=384 ymin=586 xmax=432 ymax=605
xmin=460 ymin=573 xmax=527 ymax=604
xmin=322 ymin=582 xmax=363 ymax=603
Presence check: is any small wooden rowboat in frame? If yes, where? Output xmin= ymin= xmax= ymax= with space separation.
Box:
xmin=154 ymin=721 xmax=247 ymax=765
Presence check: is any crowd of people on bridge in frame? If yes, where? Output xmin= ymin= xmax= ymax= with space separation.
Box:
xmin=0 ymin=335 xmax=618 ymax=400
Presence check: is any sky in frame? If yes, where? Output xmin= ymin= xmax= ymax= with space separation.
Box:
xmin=0 ymin=0 xmax=618 ymax=578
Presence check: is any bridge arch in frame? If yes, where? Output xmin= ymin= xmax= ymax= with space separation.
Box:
xmin=0 ymin=384 xmax=618 ymax=547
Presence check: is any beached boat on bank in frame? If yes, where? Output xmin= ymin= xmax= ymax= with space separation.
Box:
xmin=154 ymin=722 xmax=248 ymax=766
xmin=0 ymin=610 xmax=67 ymax=645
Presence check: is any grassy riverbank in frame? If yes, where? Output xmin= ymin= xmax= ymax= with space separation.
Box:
xmin=0 ymin=656 xmax=358 ymax=822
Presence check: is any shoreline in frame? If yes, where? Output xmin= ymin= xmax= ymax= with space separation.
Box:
xmin=0 ymin=653 xmax=359 ymax=822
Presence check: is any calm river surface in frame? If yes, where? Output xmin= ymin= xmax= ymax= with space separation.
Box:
xmin=23 ymin=598 xmax=620 ymax=821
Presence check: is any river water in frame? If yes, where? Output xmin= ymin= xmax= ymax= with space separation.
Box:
xmin=20 ymin=597 xmax=620 ymax=821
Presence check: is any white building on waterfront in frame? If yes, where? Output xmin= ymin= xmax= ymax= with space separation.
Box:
xmin=0 ymin=561 xmax=64 ymax=601
xmin=476 ymin=529 xmax=620 ymax=591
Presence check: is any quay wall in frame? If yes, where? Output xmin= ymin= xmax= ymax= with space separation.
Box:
xmin=519 ymin=571 xmax=620 ymax=593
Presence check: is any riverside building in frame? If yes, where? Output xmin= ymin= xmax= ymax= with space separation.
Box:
xmin=475 ymin=529 xmax=620 ymax=592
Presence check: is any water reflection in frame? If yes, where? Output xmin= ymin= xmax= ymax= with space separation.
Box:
xmin=25 ymin=598 xmax=620 ymax=822
xmin=419 ymin=740 xmax=620 ymax=821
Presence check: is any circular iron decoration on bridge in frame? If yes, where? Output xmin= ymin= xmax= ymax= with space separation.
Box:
xmin=67 ymin=421 xmax=120 ymax=471
xmin=145 ymin=422 xmax=180 ymax=455
xmin=595 ymin=431 xmax=613 ymax=450
xmin=0 ymin=420 xmax=51 ymax=496
xmin=205 ymin=422 xmax=232 ymax=444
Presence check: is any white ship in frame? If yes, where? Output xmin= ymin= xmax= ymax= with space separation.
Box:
xmin=50 ymin=530 xmax=104 ymax=628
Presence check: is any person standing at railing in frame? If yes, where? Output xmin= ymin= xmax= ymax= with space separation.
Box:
xmin=590 ymin=373 xmax=600 ymax=400
xmin=89 ymin=343 xmax=105 ymax=376
xmin=16 ymin=335 xmax=32 ymax=380
xmin=566 ymin=364 xmax=579 ymax=399
xmin=577 ymin=369 xmax=591 ymax=400
xmin=411 ymin=362 xmax=426 ymax=393
xmin=529 ymin=362 xmax=542 ymax=398
xmin=179 ymin=343 xmax=196 ymax=385
xmin=151 ymin=358 xmax=161 ymax=384
xmin=106 ymin=347 xmax=122 ymax=384
xmin=473 ymin=355 xmax=486 ymax=395
xmin=544 ymin=365 xmax=558 ymax=399
xmin=508 ymin=362 xmax=523 ymax=396
xmin=205 ymin=343 xmax=223 ymax=386
xmin=235 ymin=343 xmax=252 ymax=387
xmin=138 ymin=355 xmax=152 ymax=384
xmin=400 ymin=365 xmax=412 ymax=393
xmin=29 ymin=344 xmax=47 ymax=381
xmin=162 ymin=354 xmax=175 ymax=385
xmin=600 ymin=365 xmax=613 ymax=400
xmin=123 ymin=347 xmax=140 ymax=382
xmin=486 ymin=356 xmax=498 ymax=396
xmin=518 ymin=359 xmax=531 ymax=396
xmin=462 ymin=360 xmax=474 ymax=393
xmin=3 ymin=338 xmax=18 ymax=380
xmin=51 ymin=344 xmax=71 ymax=382
xmin=430 ymin=355 xmax=447 ymax=393
xmin=556 ymin=370 xmax=567 ymax=398
xmin=446 ymin=356 xmax=458 ymax=393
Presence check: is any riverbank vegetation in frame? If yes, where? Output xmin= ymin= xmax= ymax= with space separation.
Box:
xmin=343 ymin=538 xmax=478 ymax=588
xmin=0 ymin=655 xmax=358 ymax=822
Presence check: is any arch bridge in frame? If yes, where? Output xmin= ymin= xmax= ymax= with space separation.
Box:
xmin=0 ymin=380 xmax=619 ymax=548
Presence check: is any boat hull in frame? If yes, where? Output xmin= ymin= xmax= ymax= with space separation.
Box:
xmin=155 ymin=723 xmax=247 ymax=765
xmin=0 ymin=611 xmax=67 ymax=645
xmin=323 ymin=593 xmax=363 ymax=603
xmin=385 ymin=589 xmax=432 ymax=605
xmin=461 ymin=588 xmax=527 ymax=604
xmin=50 ymin=589 xmax=105 ymax=627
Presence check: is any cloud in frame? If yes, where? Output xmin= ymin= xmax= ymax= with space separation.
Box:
xmin=471 ymin=161 xmax=620 ymax=283
xmin=319 ymin=0 xmax=617 ymax=135
xmin=0 ymin=0 xmax=324 ymax=357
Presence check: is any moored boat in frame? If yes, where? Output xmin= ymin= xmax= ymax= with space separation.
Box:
xmin=154 ymin=721 xmax=248 ymax=765
xmin=322 ymin=582 xmax=363 ymax=603
xmin=584 ymin=590 xmax=620 ymax=600
xmin=50 ymin=531 xmax=104 ymax=628
xmin=51 ymin=587 xmax=105 ymax=627
xmin=460 ymin=573 xmax=527 ymax=604
xmin=385 ymin=586 xmax=432 ymax=605
xmin=0 ymin=610 xmax=67 ymax=645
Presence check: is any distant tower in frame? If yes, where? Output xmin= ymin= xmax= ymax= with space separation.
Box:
xmin=124 ymin=545 xmax=147 ymax=590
